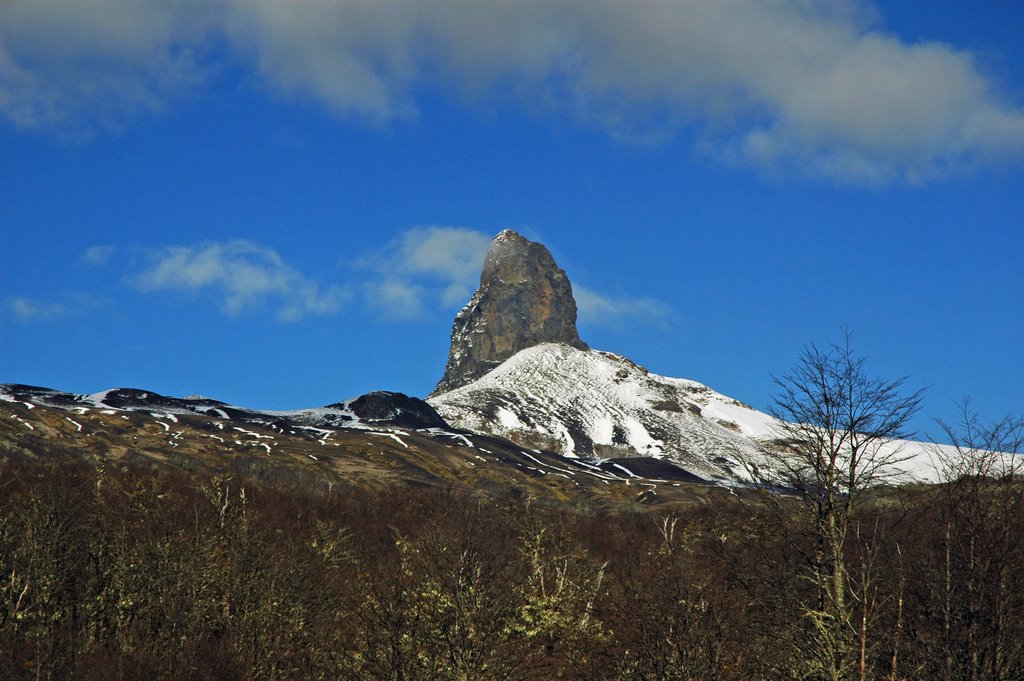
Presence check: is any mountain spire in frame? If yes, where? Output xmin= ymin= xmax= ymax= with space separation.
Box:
xmin=431 ymin=229 xmax=587 ymax=395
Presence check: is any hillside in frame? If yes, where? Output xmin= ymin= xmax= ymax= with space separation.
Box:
xmin=0 ymin=384 xmax=734 ymax=508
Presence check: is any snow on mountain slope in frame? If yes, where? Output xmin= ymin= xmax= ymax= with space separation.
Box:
xmin=1 ymin=382 xmax=731 ymax=501
xmin=428 ymin=343 xmax=776 ymax=482
xmin=0 ymin=385 xmax=446 ymax=433
xmin=429 ymin=343 xmax=949 ymax=484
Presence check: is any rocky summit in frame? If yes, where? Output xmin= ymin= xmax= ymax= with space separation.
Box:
xmin=427 ymin=232 xmax=943 ymax=483
xmin=432 ymin=230 xmax=587 ymax=395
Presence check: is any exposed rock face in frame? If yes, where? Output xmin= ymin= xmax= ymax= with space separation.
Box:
xmin=344 ymin=391 xmax=449 ymax=429
xmin=431 ymin=230 xmax=588 ymax=395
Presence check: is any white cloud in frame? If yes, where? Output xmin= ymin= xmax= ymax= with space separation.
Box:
xmin=81 ymin=244 xmax=116 ymax=266
xmin=8 ymin=297 xmax=68 ymax=321
xmin=357 ymin=225 xmax=673 ymax=326
xmin=0 ymin=0 xmax=215 ymax=134
xmin=362 ymin=279 xmax=426 ymax=321
xmin=574 ymin=285 xmax=674 ymax=329
xmin=34 ymin=231 xmax=668 ymax=327
xmin=7 ymin=292 xmax=106 ymax=322
xmin=136 ymin=240 xmax=349 ymax=321
xmin=358 ymin=226 xmax=491 ymax=318
xmin=3 ymin=0 xmax=1023 ymax=181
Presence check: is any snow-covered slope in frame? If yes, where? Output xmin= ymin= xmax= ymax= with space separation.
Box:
xmin=428 ymin=343 xmax=776 ymax=482
xmin=429 ymin=343 xmax=947 ymax=484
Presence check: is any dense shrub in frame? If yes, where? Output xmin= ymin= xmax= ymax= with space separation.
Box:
xmin=1 ymin=455 xmax=1022 ymax=680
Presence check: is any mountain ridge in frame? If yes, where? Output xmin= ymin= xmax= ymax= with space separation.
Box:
xmin=0 ymin=229 xmax=955 ymax=494
xmin=427 ymin=230 xmax=946 ymax=484
xmin=0 ymin=381 xmax=734 ymax=507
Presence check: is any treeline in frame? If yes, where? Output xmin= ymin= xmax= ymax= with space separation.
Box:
xmin=1 ymin=455 xmax=1023 ymax=680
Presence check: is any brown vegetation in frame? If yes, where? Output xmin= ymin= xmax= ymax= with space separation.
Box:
xmin=1 ymin=446 xmax=1023 ymax=680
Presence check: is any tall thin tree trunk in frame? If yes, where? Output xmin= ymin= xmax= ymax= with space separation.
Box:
xmin=889 ymin=546 xmax=904 ymax=681
xmin=860 ymin=599 xmax=869 ymax=681
xmin=944 ymin=521 xmax=952 ymax=681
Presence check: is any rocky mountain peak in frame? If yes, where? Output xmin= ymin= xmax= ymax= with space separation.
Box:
xmin=431 ymin=230 xmax=587 ymax=395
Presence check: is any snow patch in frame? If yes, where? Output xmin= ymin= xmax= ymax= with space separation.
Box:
xmin=12 ymin=416 xmax=34 ymax=430
xmin=591 ymin=417 xmax=615 ymax=445
xmin=496 ymin=407 xmax=524 ymax=430
xmin=233 ymin=427 xmax=272 ymax=440
xmin=609 ymin=462 xmax=639 ymax=478
xmin=372 ymin=432 xmax=409 ymax=448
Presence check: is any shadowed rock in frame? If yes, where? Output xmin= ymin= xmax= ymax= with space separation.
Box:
xmin=432 ymin=229 xmax=587 ymax=395
xmin=345 ymin=391 xmax=449 ymax=429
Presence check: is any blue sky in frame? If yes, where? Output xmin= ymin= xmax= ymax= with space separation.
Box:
xmin=2 ymin=0 xmax=1022 ymax=441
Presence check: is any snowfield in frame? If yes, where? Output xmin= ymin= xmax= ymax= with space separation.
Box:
xmin=429 ymin=342 xmax=951 ymax=484
xmin=430 ymin=343 xmax=773 ymax=482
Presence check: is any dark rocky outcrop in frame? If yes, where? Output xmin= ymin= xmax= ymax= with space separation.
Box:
xmin=344 ymin=391 xmax=449 ymax=429
xmin=432 ymin=230 xmax=587 ymax=395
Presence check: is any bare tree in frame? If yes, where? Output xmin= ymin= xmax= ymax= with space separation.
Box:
xmin=768 ymin=330 xmax=924 ymax=681
xmin=936 ymin=399 xmax=1024 ymax=482
xmin=931 ymin=402 xmax=1024 ymax=681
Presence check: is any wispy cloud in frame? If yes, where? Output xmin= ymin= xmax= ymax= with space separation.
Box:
xmin=574 ymin=285 xmax=674 ymax=329
xmin=357 ymin=226 xmax=491 ymax=319
xmin=81 ymin=244 xmax=116 ymax=266
xmin=7 ymin=292 xmax=106 ymax=322
xmin=362 ymin=279 xmax=427 ymax=322
xmin=3 ymin=1 xmax=1023 ymax=181
xmin=8 ymin=297 xmax=69 ymax=321
xmin=355 ymin=226 xmax=673 ymax=327
xmin=135 ymin=240 xmax=349 ymax=321
xmin=16 ymin=232 xmax=668 ymax=327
